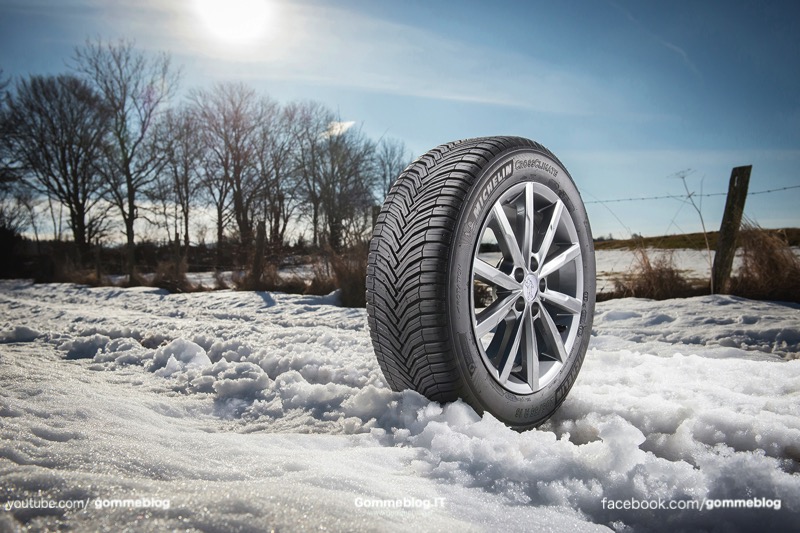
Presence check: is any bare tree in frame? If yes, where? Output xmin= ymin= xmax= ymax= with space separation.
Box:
xmin=198 ymin=147 xmax=232 ymax=269
xmin=0 ymin=185 xmax=33 ymax=239
xmin=3 ymin=74 xmax=110 ymax=260
xmin=255 ymin=100 xmax=301 ymax=250
xmin=294 ymin=105 xmax=378 ymax=251
xmin=191 ymin=82 xmax=262 ymax=257
xmin=319 ymin=123 xmax=377 ymax=250
xmin=0 ymin=68 xmax=8 ymax=98
xmin=148 ymin=106 xmax=202 ymax=256
xmin=294 ymin=101 xmax=334 ymax=248
xmin=73 ymin=39 xmax=179 ymax=280
xmin=375 ymin=136 xmax=412 ymax=200
xmin=0 ymin=68 xmax=20 ymax=190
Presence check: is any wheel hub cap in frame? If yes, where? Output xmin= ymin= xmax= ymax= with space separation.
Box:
xmin=522 ymin=274 xmax=538 ymax=303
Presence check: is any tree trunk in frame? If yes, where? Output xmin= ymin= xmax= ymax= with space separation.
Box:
xmin=183 ymin=210 xmax=190 ymax=260
xmin=126 ymin=181 xmax=137 ymax=285
xmin=125 ymin=217 xmax=136 ymax=285
xmin=94 ymin=241 xmax=102 ymax=283
xmin=215 ymin=203 xmax=224 ymax=270
xmin=312 ymin=203 xmax=319 ymax=248
xmin=329 ymin=217 xmax=342 ymax=253
xmin=249 ymin=219 xmax=266 ymax=289
xmin=72 ymin=209 xmax=88 ymax=266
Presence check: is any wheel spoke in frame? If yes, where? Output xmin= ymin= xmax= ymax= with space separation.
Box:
xmin=473 ymin=258 xmax=519 ymax=292
xmin=498 ymin=311 xmax=524 ymax=383
xmin=523 ymin=307 xmax=539 ymax=390
xmin=536 ymin=200 xmax=564 ymax=265
xmin=489 ymin=203 xmax=526 ymax=268
xmin=541 ymin=289 xmax=582 ymax=315
xmin=469 ymin=180 xmax=587 ymax=395
xmin=538 ymin=305 xmax=568 ymax=363
xmin=540 ymin=243 xmax=580 ymax=278
xmin=475 ymin=293 xmax=518 ymax=338
xmin=520 ymin=183 xmax=535 ymax=267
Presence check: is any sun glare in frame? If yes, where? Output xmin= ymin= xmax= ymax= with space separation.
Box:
xmin=194 ymin=0 xmax=272 ymax=45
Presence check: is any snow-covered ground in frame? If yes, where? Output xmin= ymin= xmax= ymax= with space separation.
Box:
xmin=595 ymin=247 xmax=800 ymax=293
xmin=1 ymin=281 xmax=798 ymax=531
xmin=594 ymin=249 xmax=715 ymax=292
xmin=176 ymin=247 xmax=789 ymax=293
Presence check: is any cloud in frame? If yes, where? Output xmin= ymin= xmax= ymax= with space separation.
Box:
xmin=324 ymin=120 xmax=355 ymax=137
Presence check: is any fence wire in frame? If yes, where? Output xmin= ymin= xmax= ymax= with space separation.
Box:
xmin=585 ymin=184 xmax=800 ymax=204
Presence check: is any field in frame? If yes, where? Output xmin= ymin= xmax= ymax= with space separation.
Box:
xmin=1 ymin=279 xmax=798 ymax=531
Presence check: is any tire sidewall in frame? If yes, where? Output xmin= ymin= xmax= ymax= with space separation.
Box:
xmin=448 ymin=146 xmax=596 ymax=428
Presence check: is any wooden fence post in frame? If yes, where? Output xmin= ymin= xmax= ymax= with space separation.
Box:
xmin=712 ymin=165 xmax=751 ymax=293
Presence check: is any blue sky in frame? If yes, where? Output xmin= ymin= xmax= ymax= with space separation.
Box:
xmin=1 ymin=0 xmax=798 ymax=238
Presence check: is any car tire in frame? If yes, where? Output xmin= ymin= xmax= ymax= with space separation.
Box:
xmin=366 ymin=136 xmax=595 ymax=430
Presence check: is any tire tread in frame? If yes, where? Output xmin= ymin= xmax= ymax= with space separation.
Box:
xmin=367 ymin=136 xmax=558 ymax=401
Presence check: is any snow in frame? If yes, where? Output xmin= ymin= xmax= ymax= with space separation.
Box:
xmin=593 ymin=295 xmax=800 ymax=360
xmin=1 ymin=279 xmax=798 ymax=531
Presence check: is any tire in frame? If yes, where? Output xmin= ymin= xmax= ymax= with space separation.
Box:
xmin=366 ymin=136 xmax=595 ymax=430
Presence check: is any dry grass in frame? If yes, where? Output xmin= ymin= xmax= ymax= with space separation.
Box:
xmin=234 ymin=251 xmax=364 ymax=304
xmin=59 ymin=268 xmax=106 ymax=287
xmin=611 ymin=248 xmax=699 ymax=300
xmin=729 ymin=221 xmax=800 ymax=303
xmin=280 ymin=275 xmax=308 ymax=294
xmin=150 ymin=259 xmax=195 ymax=293
xmin=213 ymin=270 xmax=230 ymax=290
xmin=330 ymin=245 xmax=368 ymax=307
xmin=234 ymin=263 xmax=307 ymax=294
xmin=305 ymin=261 xmax=336 ymax=296
xmin=302 ymin=247 xmax=367 ymax=306
xmin=49 ymin=257 xmax=118 ymax=288
xmin=233 ymin=263 xmax=277 ymax=292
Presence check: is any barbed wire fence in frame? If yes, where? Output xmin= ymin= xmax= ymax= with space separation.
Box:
xmin=585 ymin=184 xmax=800 ymax=205
xmin=583 ymin=170 xmax=799 ymax=292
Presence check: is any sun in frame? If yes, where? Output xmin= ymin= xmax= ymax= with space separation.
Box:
xmin=194 ymin=0 xmax=272 ymax=45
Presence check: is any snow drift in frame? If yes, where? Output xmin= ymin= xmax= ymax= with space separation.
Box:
xmin=0 ymin=280 xmax=798 ymax=531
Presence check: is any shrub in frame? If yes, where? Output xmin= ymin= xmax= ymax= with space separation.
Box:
xmin=234 ymin=263 xmax=279 ymax=292
xmin=729 ymin=221 xmax=800 ymax=303
xmin=304 ymin=245 xmax=368 ymax=306
xmin=331 ymin=245 xmax=368 ymax=307
xmin=234 ymin=263 xmax=307 ymax=294
xmin=278 ymin=274 xmax=308 ymax=295
xmin=306 ymin=260 xmax=336 ymax=296
xmin=150 ymin=259 xmax=194 ymax=293
xmin=612 ymin=248 xmax=696 ymax=300
xmin=213 ymin=270 xmax=230 ymax=290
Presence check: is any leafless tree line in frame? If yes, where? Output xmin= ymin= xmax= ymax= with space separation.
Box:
xmin=0 ymin=40 xmax=412 ymax=278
